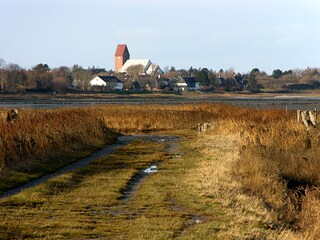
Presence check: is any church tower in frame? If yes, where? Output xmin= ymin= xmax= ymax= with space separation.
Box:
xmin=115 ymin=44 xmax=130 ymax=73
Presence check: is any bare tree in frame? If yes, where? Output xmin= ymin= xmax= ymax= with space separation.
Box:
xmin=299 ymin=68 xmax=320 ymax=84
xmin=224 ymin=67 xmax=235 ymax=79
xmin=51 ymin=66 xmax=72 ymax=93
xmin=28 ymin=63 xmax=52 ymax=89
xmin=124 ymin=64 xmax=144 ymax=89
xmin=0 ymin=58 xmax=6 ymax=91
xmin=71 ymin=65 xmax=92 ymax=90
xmin=52 ymin=76 xmax=69 ymax=93
xmin=126 ymin=64 xmax=144 ymax=80
xmin=0 ymin=58 xmax=5 ymax=67
xmin=6 ymin=63 xmax=27 ymax=91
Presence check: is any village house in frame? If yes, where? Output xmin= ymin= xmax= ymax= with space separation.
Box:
xmin=168 ymin=77 xmax=188 ymax=92
xmin=217 ymin=73 xmax=247 ymax=91
xmin=146 ymin=63 xmax=163 ymax=76
xmin=168 ymin=77 xmax=200 ymax=92
xmin=89 ymin=76 xmax=123 ymax=91
xmin=133 ymin=78 xmax=160 ymax=91
xmin=183 ymin=77 xmax=200 ymax=91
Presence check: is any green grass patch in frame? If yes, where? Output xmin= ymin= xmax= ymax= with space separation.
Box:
xmin=0 ymin=132 xmax=120 ymax=195
xmin=0 ymin=132 xmax=241 ymax=239
xmin=0 ymin=147 xmax=102 ymax=195
xmin=0 ymin=138 xmax=169 ymax=239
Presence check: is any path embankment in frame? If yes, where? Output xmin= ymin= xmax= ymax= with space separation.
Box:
xmin=0 ymin=135 xmax=136 ymax=199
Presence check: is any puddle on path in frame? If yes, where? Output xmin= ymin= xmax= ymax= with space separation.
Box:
xmin=118 ymin=135 xmax=180 ymax=203
xmin=170 ymin=198 xmax=211 ymax=236
xmin=118 ymin=171 xmax=149 ymax=202
xmin=0 ymin=135 xmax=180 ymax=200
xmin=0 ymin=135 xmax=177 ymax=199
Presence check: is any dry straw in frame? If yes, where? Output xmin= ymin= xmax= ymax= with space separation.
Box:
xmin=1 ymin=103 xmax=320 ymax=237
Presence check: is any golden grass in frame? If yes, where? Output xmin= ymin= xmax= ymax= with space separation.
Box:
xmin=0 ymin=108 xmax=121 ymax=194
xmin=0 ymin=103 xmax=219 ymax=193
xmin=0 ymin=103 xmax=220 ymax=171
xmin=182 ymin=133 xmax=281 ymax=238
xmin=97 ymin=104 xmax=219 ymax=132
xmin=0 ymin=108 xmax=111 ymax=170
xmin=2 ymin=102 xmax=320 ymax=238
xmin=205 ymin=105 xmax=320 ymax=238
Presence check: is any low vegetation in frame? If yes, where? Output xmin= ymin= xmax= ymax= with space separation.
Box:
xmin=0 ymin=104 xmax=219 ymax=193
xmin=211 ymin=105 xmax=320 ymax=238
xmin=1 ymin=103 xmax=320 ymax=238
xmin=0 ymin=139 xmax=171 ymax=239
xmin=98 ymin=104 xmax=219 ymax=132
xmin=0 ymin=108 xmax=119 ymax=193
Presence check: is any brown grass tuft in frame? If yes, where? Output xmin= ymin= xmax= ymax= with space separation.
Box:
xmin=208 ymin=105 xmax=320 ymax=236
xmin=0 ymin=108 xmax=113 ymax=174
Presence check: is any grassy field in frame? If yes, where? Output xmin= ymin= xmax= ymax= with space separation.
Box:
xmin=0 ymin=137 xmax=180 ymax=239
xmin=0 ymin=108 xmax=121 ymax=194
xmin=1 ymin=103 xmax=320 ymax=238
xmin=0 ymin=130 xmax=276 ymax=239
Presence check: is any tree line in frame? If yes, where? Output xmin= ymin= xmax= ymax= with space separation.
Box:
xmin=0 ymin=59 xmax=109 ymax=93
xmin=0 ymin=58 xmax=319 ymax=93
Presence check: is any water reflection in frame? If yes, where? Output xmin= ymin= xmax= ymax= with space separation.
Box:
xmin=1 ymin=96 xmax=320 ymax=110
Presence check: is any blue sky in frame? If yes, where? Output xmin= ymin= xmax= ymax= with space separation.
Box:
xmin=1 ymin=0 xmax=319 ymax=74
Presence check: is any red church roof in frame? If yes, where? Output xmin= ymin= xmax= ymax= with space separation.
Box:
xmin=115 ymin=44 xmax=128 ymax=56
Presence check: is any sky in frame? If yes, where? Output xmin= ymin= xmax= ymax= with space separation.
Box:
xmin=0 ymin=0 xmax=320 ymax=74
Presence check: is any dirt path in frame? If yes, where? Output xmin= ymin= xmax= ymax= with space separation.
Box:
xmin=184 ymin=133 xmax=280 ymax=238
xmin=106 ymin=135 xmax=181 ymax=223
xmin=1 ymin=132 xmax=292 ymax=239
xmin=0 ymin=135 xmax=147 ymax=199
xmin=119 ymin=135 xmax=180 ymax=202
xmin=0 ymin=134 xmax=180 ymax=200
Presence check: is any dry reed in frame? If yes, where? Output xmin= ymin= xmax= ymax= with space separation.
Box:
xmin=0 ymin=104 xmax=219 ymax=175
xmin=209 ymin=105 xmax=320 ymax=237
xmin=0 ymin=108 xmax=112 ymax=173
xmin=2 ymin=103 xmax=320 ymax=237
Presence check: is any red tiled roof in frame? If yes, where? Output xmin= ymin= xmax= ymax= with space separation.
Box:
xmin=115 ymin=44 xmax=128 ymax=56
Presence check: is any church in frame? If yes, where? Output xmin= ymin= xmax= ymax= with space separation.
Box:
xmin=114 ymin=44 xmax=163 ymax=76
